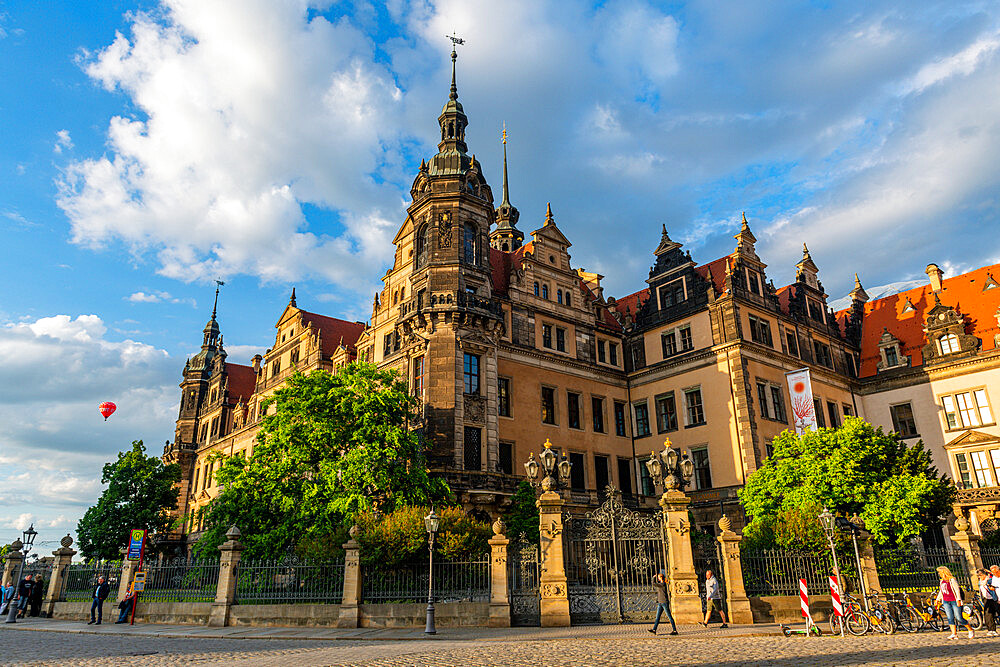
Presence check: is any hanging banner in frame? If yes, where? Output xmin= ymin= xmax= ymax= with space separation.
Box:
xmin=785 ymin=368 xmax=817 ymax=435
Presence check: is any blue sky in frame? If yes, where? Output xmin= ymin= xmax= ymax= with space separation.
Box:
xmin=2 ymin=0 xmax=999 ymax=546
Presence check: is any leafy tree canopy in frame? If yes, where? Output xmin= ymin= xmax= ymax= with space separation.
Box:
xmin=77 ymin=440 xmax=181 ymax=561
xmin=196 ymin=363 xmax=450 ymax=559
xmin=502 ymin=480 xmax=540 ymax=543
xmin=740 ymin=418 xmax=955 ymax=547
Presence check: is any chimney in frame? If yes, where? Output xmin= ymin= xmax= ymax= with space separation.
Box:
xmin=925 ymin=263 xmax=944 ymax=292
xmin=251 ymin=354 xmax=262 ymax=374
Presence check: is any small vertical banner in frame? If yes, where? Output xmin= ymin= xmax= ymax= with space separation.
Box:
xmin=829 ymin=575 xmax=843 ymax=617
xmin=800 ymin=578 xmax=810 ymax=620
xmin=785 ymin=368 xmax=817 ymax=435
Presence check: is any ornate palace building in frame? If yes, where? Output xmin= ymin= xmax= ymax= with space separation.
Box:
xmin=163 ymin=49 xmax=1000 ymax=549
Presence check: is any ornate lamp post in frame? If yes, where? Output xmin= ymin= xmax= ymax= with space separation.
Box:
xmin=835 ymin=514 xmax=868 ymax=611
xmin=5 ymin=524 xmax=37 ymax=624
xmin=645 ymin=439 xmax=694 ymax=493
xmin=524 ymin=439 xmax=572 ymax=492
xmin=424 ymin=508 xmax=440 ymax=635
xmin=818 ymin=508 xmax=844 ymax=636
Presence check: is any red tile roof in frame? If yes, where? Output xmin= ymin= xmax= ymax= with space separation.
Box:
xmin=856 ymin=264 xmax=1000 ymax=377
xmin=694 ymin=256 xmax=729 ymax=295
xmin=612 ymin=288 xmax=650 ymax=319
xmin=225 ymin=363 xmax=257 ymax=402
xmin=299 ymin=310 xmax=366 ymax=357
xmin=489 ymin=243 xmax=533 ymax=296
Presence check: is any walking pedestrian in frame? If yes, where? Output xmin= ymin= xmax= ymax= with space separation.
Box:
xmin=0 ymin=581 xmax=14 ymax=616
xmin=699 ymin=569 xmax=728 ymax=629
xmin=936 ymin=566 xmax=972 ymax=639
xmin=15 ymin=574 xmax=33 ymax=618
xmin=88 ymin=575 xmax=110 ymax=625
xmin=978 ymin=567 xmax=999 ymax=637
xmin=648 ymin=570 xmax=677 ymax=635
xmin=29 ymin=573 xmax=44 ymax=617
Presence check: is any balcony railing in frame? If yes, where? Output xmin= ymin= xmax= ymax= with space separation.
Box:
xmin=399 ymin=291 xmax=503 ymax=320
xmin=956 ymin=486 xmax=1000 ymax=504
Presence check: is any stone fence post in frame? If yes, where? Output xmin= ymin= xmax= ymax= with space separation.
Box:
xmin=488 ymin=518 xmax=510 ymax=627
xmin=2 ymin=543 xmax=23 ymax=588
xmin=851 ymin=517 xmax=882 ymax=596
xmin=208 ymin=526 xmax=244 ymax=627
xmin=43 ymin=535 xmax=77 ymax=617
xmin=118 ymin=552 xmax=139 ymax=603
xmin=950 ymin=515 xmax=984 ymax=590
xmin=537 ymin=490 xmax=570 ymax=627
xmin=716 ymin=516 xmax=753 ymax=625
xmin=660 ymin=491 xmax=701 ymax=624
xmin=337 ymin=526 xmax=362 ymax=628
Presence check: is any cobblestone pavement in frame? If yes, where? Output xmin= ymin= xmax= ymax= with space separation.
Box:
xmin=3 ymin=620 xmax=1000 ymax=666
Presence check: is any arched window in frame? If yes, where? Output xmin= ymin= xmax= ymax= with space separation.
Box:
xmin=533 ymin=282 xmax=539 ymax=296
xmin=542 ymin=284 xmax=549 ymax=300
xmin=939 ymin=333 xmax=960 ymax=355
xmin=392 ymin=290 xmax=398 ymax=306
xmin=463 ymin=222 xmax=477 ymax=264
xmin=415 ymin=225 xmax=428 ymax=269
xmin=557 ymin=289 xmax=563 ymax=304
xmin=565 ymin=292 xmax=571 ymax=307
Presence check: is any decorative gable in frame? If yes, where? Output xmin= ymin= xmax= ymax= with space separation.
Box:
xmin=944 ymin=429 xmax=1000 ymax=449
xmin=876 ymin=328 xmax=910 ymax=372
xmin=921 ymin=296 xmax=980 ymax=364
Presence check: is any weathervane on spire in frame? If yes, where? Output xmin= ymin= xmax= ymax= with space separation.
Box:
xmin=447 ymin=33 xmax=465 ymax=51
xmin=446 ymin=33 xmax=464 ymax=100
xmin=211 ymin=278 xmax=225 ymax=318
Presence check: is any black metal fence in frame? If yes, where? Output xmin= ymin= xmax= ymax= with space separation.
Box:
xmin=140 ymin=558 xmax=220 ymax=603
xmin=741 ymin=549 xmax=853 ymax=597
xmin=61 ymin=561 xmax=122 ymax=601
xmin=874 ymin=547 xmax=969 ymax=593
xmin=362 ymin=558 xmax=489 ymax=603
xmin=981 ymin=547 xmax=1000 ymax=569
xmin=235 ymin=558 xmax=345 ymax=604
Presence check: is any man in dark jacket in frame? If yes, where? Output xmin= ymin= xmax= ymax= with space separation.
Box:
xmin=88 ymin=576 xmax=110 ymax=625
xmin=15 ymin=575 xmax=33 ymax=618
xmin=648 ymin=570 xmax=678 ymax=635
xmin=29 ymin=574 xmax=45 ymax=617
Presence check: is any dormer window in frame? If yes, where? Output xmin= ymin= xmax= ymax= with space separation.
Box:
xmin=658 ymin=279 xmax=685 ymax=309
xmin=807 ymin=299 xmax=825 ymax=322
xmin=746 ymin=270 xmax=761 ymax=295
xmin=884 ymin=345 xmax=899 ymax=367
xmin=939 ymin=333 xmax=960 ymax=355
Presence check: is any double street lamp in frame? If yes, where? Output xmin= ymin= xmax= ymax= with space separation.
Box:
xmin=5 ymin=524 xmax=38 ymax=624
xmin=645 ymin=439 xmax=694 ymax=493
xmin=424 ymin=508 xmax=440 ymax=635
xmin=818 ymin=508 xmax=869 ymax=613
xmin=524 ymin=439 xmax=572 ymax=492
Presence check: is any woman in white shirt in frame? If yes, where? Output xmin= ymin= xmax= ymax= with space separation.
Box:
xmin=978 ymin=568 xmax=998 ymax=637
xmin=935 ymin=566 xmax=973 ymax=639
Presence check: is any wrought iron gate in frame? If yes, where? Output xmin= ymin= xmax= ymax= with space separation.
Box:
xmin=693 ymin=540 xmax=724 ymax=619
xmin=508 ymin=533 xmax=540 ymax=626
xmin=564 ymin=488 xmax=668 ymax=623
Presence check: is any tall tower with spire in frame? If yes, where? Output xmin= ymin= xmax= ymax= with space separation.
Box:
xmin=490 ymin=124 xmax=523 ymax=251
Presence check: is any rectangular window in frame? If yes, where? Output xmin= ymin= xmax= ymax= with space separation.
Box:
xmin=771 ymin=386 xmax=787 ymax=423
xmin=556 ymin=327 xmax=566 ymax=352
xmin=570 ymin=452 xmax=586 ymax=491
xmin=290 ymin=346 xmax=300 ymax=365
xmin=542 ymin=387 xmax=556 ymax=425
xmin=595 ymin=455 xmax=610 ymax=494
xmin=890 ymin=403 xmax=918 ymax=438
xmin=813 ymin=341 xmax=832 ymax=368
xmin=955 ymin=452 xmax=973 ymax=488
xmin=659 ymin=279 xmax=685 ymax=308
xmin=633 ymin=402 xmax=651 ymax=437
xmin=785 ymin=331 xmax=799 ymax=357
xmin=542 ymin=324 xmax=553 ymax=349
xmin=614 ymin=401 xmax=627 ymax=437
xmin=617 ymin=457 xmax=633 ymax=495
xmin=943 ymin=395 xmax=959 ymax=429
xmin=691 ymin=448 xmax=712 ymax=490
xmin=974 ymin=389 xmax=994 ymax=425
xmin=592 ymin=397 xmax=605 ymax=433
xmin=383 ymin=333 xmax=392 ymax=356
xmin=814 ymin=398 xmax=826 ymax=427
xmin=827 ymin=400 xmax=841 ymax=429
xmin=639 ymin=460 xmax=654 ymax=496
xmin=971 ymin=450 xmax=994 ymax=487
xmin=498 ymin=377 xmax=511 ymax=417
xmin=464 ymin=427 xmax=481 ymax=471
xmin=499 ymin=441 xmax=513 ymax=475
xmin=685 ymin=388 xmax=705 ymax=426
xmin=957 ymin=392 xmax=978 ymax=427
xmin=746 ymin=270 xmax=761 ymax=295
xmin=679 ymin=326 xmax=693 ymax=351
xmin=842 ymin=403 xmax=854 ymax=417
xmin=884 ymin=345 xmax=899 ymax=368
xmin=992 ymin=449 xmax=1000 ymax=489
xmin=749 ymin=315 xmax=773 ymax=347
xmin=271 ymin=360 xmax=281 ymax=378
xmin=567 ymin=392 xmax=581 ymax=429
xmin=609 ymin=343 xmax=618 ymax=366
xmin=191 ymin=467 xmax=199 ymax=492
xmin=597 ymin=340 xmax=606 ymax=363
xmin=412 ymin=356 xmax=425 ymax=399
xmin=808 ymin=299 xmax=825 ymax=322
xmin=463 ymin=353 xmax=480 ymax=395
xmin=757 ymin=382 xmax=771 ymax=420
xmin=661 ymin=331 xmax=677 ymax=357
xmin=655 ymin=393 xmax=678 ymax=433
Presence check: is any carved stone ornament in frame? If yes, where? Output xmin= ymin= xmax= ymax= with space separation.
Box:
xmin=438 ymin=214 xmax=453 ymax=248
xmin=464 ymin=394 xmax=487 ymax=424
xmin=541 ymin=583 xmax=566 ymax=598
xmin=60 ymin=534 xmax=74 ymax=548
xmin=954 ymin=514 xmax=971 ymax=533
xmin=718 ymin=515 xmax=732 ymax=533
xmin=492 ymin=518 xmax=506 ymax=536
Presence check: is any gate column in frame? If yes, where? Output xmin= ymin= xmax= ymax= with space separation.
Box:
xmin=660 ymin=490 xmax=702 ymax=624
xmin=537 ymin=490 xmax=571 ymax=627
xmin=488 ymin=519 xmax=511 ymax=627
xmin=716 ymin=516 xmax=752 ymax=625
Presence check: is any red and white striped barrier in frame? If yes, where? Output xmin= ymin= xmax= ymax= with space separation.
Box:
xmin=829 ymin=575 xmax=843 ymax=617
xmin=800 ymin=578 xmax=812 ymax=622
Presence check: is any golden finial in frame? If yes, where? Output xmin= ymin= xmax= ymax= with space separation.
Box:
xmin=502 ymin=121 xmax=507 ymax=145
xmin=663 ymin=438 xmax=672 ymax=449
xmin=742 ymin=211 xmax=748 ymax=225
xmin=543 ymin=438 xmax=553 ymax=449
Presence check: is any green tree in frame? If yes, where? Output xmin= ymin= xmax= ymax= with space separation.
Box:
xmin=77 ymin=440 xmax=181 ymax=561
xmin=740 ymin=418 xmax=954 ymax=547
xmin=502 ymin=480 xmax=540 ymax=543
xmin=196 ymin=363 xmax=449 ymax=559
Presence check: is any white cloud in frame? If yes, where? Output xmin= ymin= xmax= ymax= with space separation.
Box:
xmin=53 ymin=129 xmax=74 ymax=154
xmin=126 ymin=290 xmax=196 ymax=306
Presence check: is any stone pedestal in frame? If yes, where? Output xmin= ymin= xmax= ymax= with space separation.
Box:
xmin=716 ymin=517 xmax=752 ymax=625
xmin=488 ymin=519 xmax=511 ymax=627
xmin=2 ymin=547 xmax=23 ymax=588
xmin=337 ymin=527 xmax=362 ymax=628
xmin=951 ymin=517 xmax=984 ymax=590
xmin=208 ymin=526 xmax=244 ymax=627
xmin=118 ymin=556 xmax=140 ymax=603
xmin=537 ymin=490 xmax=570 ymax=627
xmin=43 ymin=535 xmax=77 ymax=617
xmin=660 ymin=491 xmax=702 ymax=624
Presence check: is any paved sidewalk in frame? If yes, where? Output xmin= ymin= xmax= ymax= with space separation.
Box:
xmin=1 ymin=616 xmax=781 ymax=641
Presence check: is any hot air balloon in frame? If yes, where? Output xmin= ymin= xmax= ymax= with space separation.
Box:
xmin=99 ymin=402 xmax=117 ymax=421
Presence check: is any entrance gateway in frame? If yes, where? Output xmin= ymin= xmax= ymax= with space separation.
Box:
xmin=563 ymin=488 xmax=668 ymax=623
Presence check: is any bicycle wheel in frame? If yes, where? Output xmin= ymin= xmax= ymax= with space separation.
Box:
xmin=897 ymin=607 xmax=921 ymax=633
xmin=829 ymin=615 xmax=844 ymax=636
xmin=965 ymin=605 xmax=983 ymax=631
xmin=846 ymin=610 xmax=870 ymax=636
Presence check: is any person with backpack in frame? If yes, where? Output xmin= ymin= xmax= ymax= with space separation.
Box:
xmin=936 ymin=566 xmax=973 ymax=639
xmin=978 ymin=568 xmax=999 ymax=636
